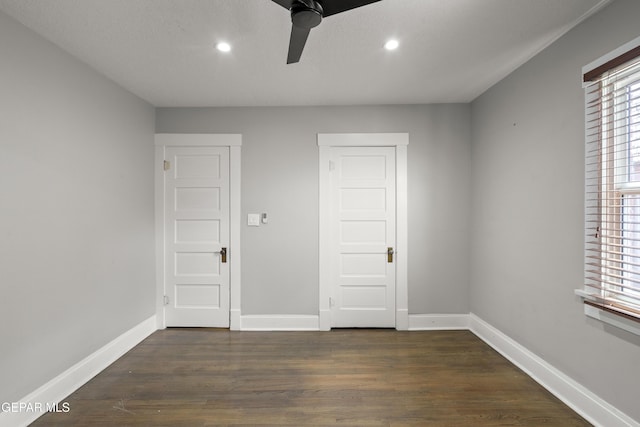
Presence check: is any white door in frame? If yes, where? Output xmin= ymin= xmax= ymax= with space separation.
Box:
xmin=330 ymin=146 xmax=396 ymax=327
xmin=163 ymin=146 xmax=230 ymax=327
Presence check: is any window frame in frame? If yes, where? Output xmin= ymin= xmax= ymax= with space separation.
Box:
xmin=579 ymin=35 xmax=640 ymax=336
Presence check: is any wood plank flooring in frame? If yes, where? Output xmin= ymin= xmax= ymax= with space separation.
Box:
xmin=31 ymin=329 xmax=590 ymax=426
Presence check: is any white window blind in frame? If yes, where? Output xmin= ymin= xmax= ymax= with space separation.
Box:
xmin=584 ymin=46 xmax=640 ymax=323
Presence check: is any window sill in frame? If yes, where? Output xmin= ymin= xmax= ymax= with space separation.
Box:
xmin=575 ymin=289 xmax=640 ymax=336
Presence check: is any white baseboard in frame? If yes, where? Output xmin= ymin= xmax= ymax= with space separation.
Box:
xmin=408 ymin=313 xmax=470 ymax=330
xmin=240 ymin=314 xmax=320 ymax=331
xmin=0 ymin=315 xmax=157 ymax=427
xmin=469 ymin=314 xmax=638 ymax=427
xmin=241 ymin=311 xmax=413 ymax=331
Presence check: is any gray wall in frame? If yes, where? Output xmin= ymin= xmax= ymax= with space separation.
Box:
xmin=156 ymin=105 xmax=471 ymax=315
xmin=0 ymin=11 xmax=156 ymax=402
xmin=470 ymin=0 xmax=640 ymax=420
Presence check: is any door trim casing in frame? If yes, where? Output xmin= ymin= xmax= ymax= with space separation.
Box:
xmin=318 ymin=133 xmax=409 ymax=330
xmin=154 ymin=134 xmax=242 ymax=330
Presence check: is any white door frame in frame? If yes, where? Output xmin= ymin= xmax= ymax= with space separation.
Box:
xmin=155 ymin=134 xmax=242 ymax=330
xmin=318 ymin=133 xmax=409 ymax=331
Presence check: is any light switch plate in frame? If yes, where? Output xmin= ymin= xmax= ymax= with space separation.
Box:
xmin=248 ymin=213 xmax=260 ymax=226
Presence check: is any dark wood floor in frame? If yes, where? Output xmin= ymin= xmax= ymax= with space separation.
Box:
xmin=31 ymin=329 xmax=590 ymax=426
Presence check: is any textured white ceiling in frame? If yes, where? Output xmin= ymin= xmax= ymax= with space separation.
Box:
xmin=0 ymin=0 xmax=610 ymax=107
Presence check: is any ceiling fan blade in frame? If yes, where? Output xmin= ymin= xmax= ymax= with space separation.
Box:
xmin=320 ymin=0 xmax=381 ymax=17
xmin=287 ymin=25 xmax=311 ymax=64
xmin=271 ymin=0 xmax=294 ymax=10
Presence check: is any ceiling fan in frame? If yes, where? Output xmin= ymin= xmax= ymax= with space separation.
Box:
xmin=271 ymin=0 xmax=382 ymax=64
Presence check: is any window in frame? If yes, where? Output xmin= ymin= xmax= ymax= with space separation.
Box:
xmin=583 ymin=40 xmax=640 ymax=326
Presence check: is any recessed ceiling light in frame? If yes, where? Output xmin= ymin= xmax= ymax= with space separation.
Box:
xmin=384 ymin=39 xmax=399 ymax=51
xmin=216 ymin=42 xmax=231 ymax=53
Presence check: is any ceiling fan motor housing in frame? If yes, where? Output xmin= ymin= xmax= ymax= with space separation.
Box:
xmin=291 ymin=0 xmax=323 ymax=29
